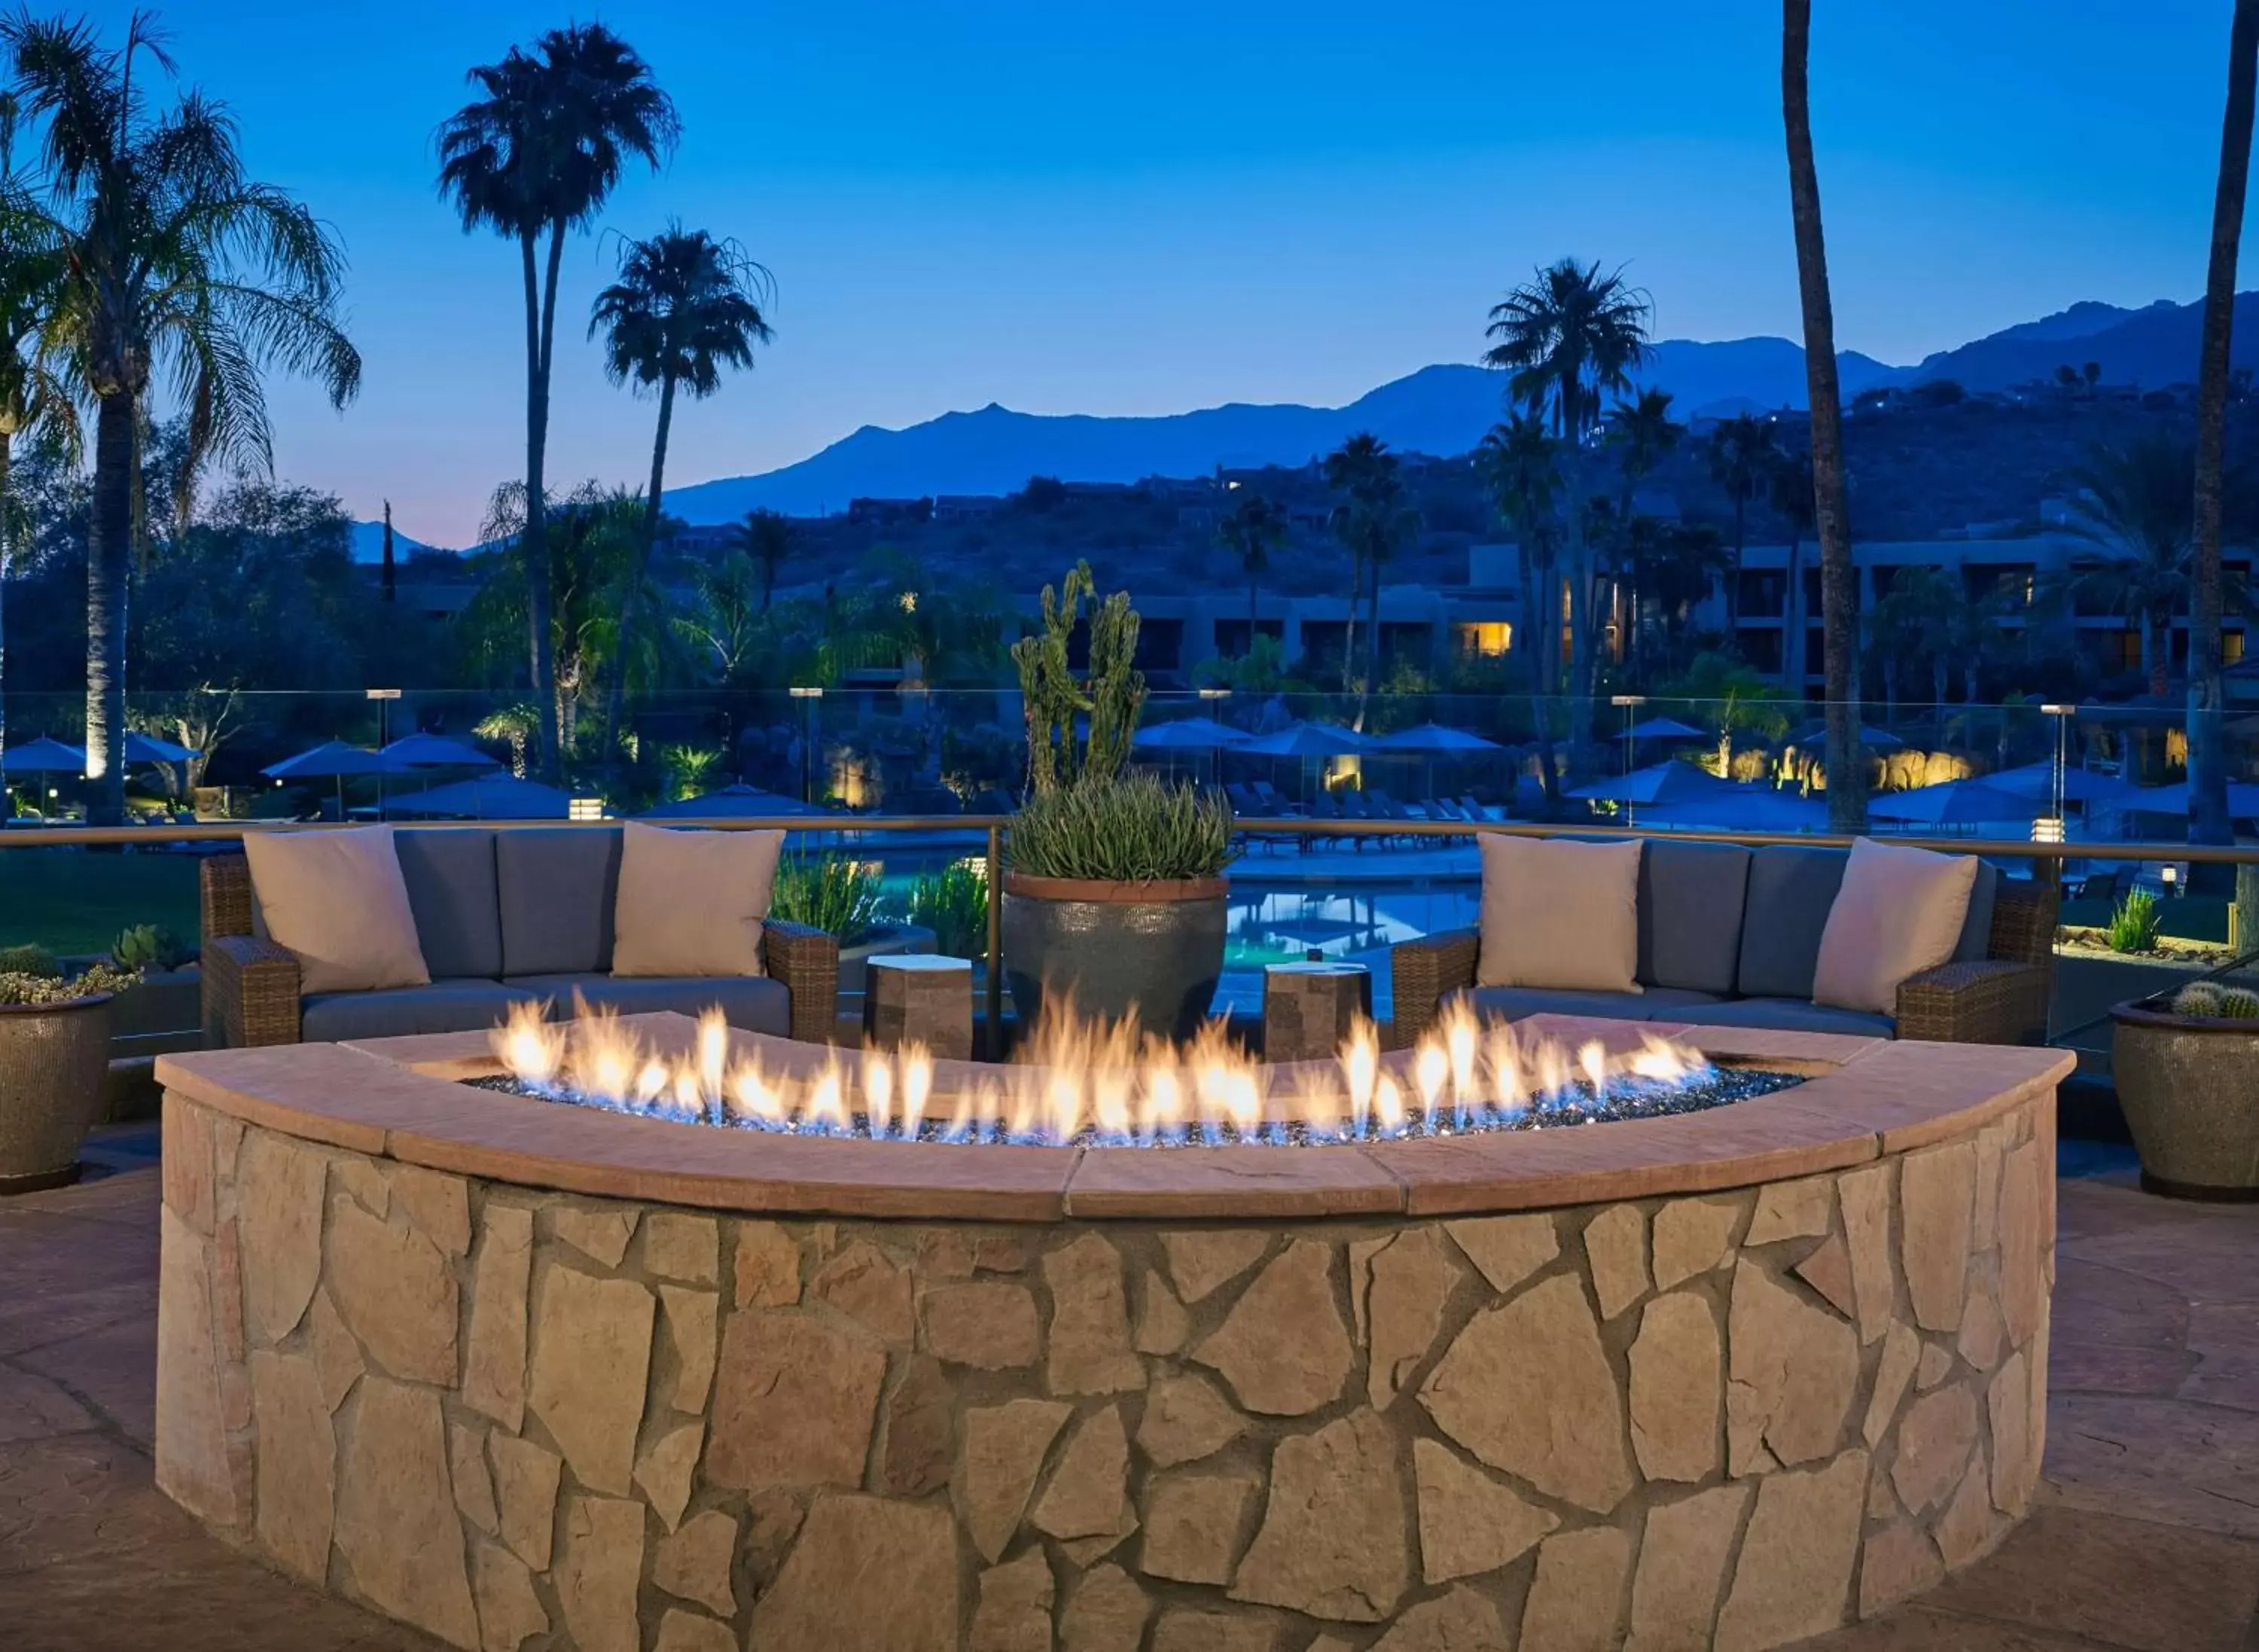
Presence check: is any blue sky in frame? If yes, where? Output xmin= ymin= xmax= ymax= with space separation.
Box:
xmin=55 ymin=2 xmax=2242 ymax=544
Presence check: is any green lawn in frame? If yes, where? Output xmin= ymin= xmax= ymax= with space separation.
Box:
xmin=0 ymin=849 xmax=203 ymax=957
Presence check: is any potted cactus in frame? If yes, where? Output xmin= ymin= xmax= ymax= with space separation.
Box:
xmin=1003 ymin=562 xmax=1234 ymax=1041
xmin=2111 ymin=979 xmax=2259 ymax=1200
xmin=0 ymin=957 xmax=142 ymax=1192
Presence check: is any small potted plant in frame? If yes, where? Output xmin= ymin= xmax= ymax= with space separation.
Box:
xmin=1003 ymin=562 xmax=1234 ymax=1041
xmin=107 ymin=924 xmax=201 ymax=1055
xmin=2111 ymin=979 xmax=2259 ymax=1200
xmin=0 ymin=954 xmax=142 ymax=1193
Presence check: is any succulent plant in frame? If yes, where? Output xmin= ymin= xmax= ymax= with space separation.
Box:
xmin=2171 ymin=980 xmax=2259 ymax=1019
xmin=111 ymin=924 xmax=188 ymax=971
xmin=0 ymin=960 xmax=140 ymax=1008
xmin=0 ymin=943 xmax=62 ymax=979
xmin=2215 ymin=986 xmax=2259 ymax=1020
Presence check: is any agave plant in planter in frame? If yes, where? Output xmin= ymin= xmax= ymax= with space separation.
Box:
xmin=1004 ymin=563 xmax=1234 ymax=1040
xmin=2110 ymin=979 xmax=2259 ymax=1200
xmin=0 ymin=960 xmax=141 ymax=1193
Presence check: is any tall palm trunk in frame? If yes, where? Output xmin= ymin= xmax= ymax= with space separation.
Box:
xmin=2148 ymin=613 xmax=2171 ymax=702
xmin=520 ymin=230 xmax=561 ymax=782
xmin=2190 ymin=0 xmax=2259 ymax=849
xmin=0 ymin=430 xmax=11 ymax=767
xmin=601 ymin=370 xmax=678 ymax=779
xmin=1784 ymin=534 xmax=1806 ymax=691
xmin=1784 ymin=0 xmax=1865 ymax=832
xmin=1246 ymin=570 xmax=1259 ymax=636
xmin=86 ymin=392 xmax=133 ymax=825
xmin=1341 ymin=543 xmax=1361 ymax=695
xmin=1364 ymin=549 xmax=1383 ymax=696
xmin=1727 ymin=495 xmax=1746 ymax=636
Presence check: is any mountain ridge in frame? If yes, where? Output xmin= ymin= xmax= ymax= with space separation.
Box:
xmin=387 ymin=291 xmax=2251 ymax=540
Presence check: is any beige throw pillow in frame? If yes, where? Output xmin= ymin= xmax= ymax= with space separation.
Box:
xmin=611 ymin=822 xmax=785 ymax=978
xmin=1475 ymin=836 xmax=1645 ymax=993
xmin=1812 ymin=837 xmax=1978 ymax=1015
xmin=242 ymin=827 xmax=431 ymax=996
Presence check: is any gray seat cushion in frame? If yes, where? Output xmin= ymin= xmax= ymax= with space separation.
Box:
xmin=497 ymin=829 xmax=623 ymax=977
xmin=300 ymin=978 xmax=539 ymax=1043
xmin=1638 ymin=840 xmax=1751 ymax=994
xmin=395 ymin=829 xmax=502 ymax=979
xmin=1456 ymin=985 xmax=1726 ymax=1024
xmin=511 ymin=973 xmax=791 ymax=1036
xmin=1736 ymin=846 xmax=1849 ymax=999
xmin=1955 ymin=862 xmax=2000 ymax=962
xmin=1675 ymin=996 xmax=1895 ymax=1038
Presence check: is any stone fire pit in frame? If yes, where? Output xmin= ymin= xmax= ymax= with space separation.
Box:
xmin=152 ymin=1015 xmax=2069 ymax=1652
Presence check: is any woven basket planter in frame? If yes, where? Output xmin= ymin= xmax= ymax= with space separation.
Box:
xmin=0 ymin=992 xmax=117 ymax=1194
xmin=1001 ymin=873 xmax=1227 ymax=1042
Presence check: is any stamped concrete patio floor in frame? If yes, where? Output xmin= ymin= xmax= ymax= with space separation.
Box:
xmin=0 ymin=1128 xmax=2251 ymax=1652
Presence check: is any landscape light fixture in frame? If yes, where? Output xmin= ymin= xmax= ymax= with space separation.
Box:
xmin=2030 ymin=817 xmax=2064 ymax=845
xmin=569 ymin=797 xmax=605 ymax=823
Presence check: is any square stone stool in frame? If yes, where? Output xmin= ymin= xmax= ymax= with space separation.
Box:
xmin=862 ymin=955 xmax=975 ymax=1061
xmin=1262 ymin=962 xmax=1373 ymax=1065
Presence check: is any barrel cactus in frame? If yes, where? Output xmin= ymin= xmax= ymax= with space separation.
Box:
xmin=2215 ymin=986 xmax=2259 ymax=1020
xmin=2173 ymin=980 xmax=2259 ymax=1019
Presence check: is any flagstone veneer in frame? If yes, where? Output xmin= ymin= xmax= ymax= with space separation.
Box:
xmin=153 ymin=1014 xmax=2068 ymax=1652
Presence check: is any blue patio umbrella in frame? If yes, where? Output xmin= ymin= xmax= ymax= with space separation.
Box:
xmin=1234 ymin=721 xmax=1369 ymax=806
xmin=123 ymin=730 xmax=198 ymax=764
xmin=1233 ymin=722 xmax=1370 ymax=758
xmin=1569 ymin=760 xmax=1730 ymax=808
xmin=642 ymin=783 xmax=832 ymax=818
xmin=380 ymin=732 xmax=503 ymax=771
xmin=263 ymin=741 xmax=392 ymax=780
xmin=1623 ymin=716 xmax=1706 ymax=742
xmin=1785 ymin=719 xmax=1904 ymax=751
xmin=1867 ymin=779 xmax=2036 ymax=828
xmin=1980 ymin=761 xmax=2139 ymax=807
xmin=1649 ymin=788 xmax=1831 ymax=834
xmin=264 ymin=740 xmax=395 ymax=815
xmin=1133 ymin=716 xmax=1250 ymax=751
xmin=2124 ymin=780 xmax=2259 ymax=820
xmin=1373 ymin=723 xmax=1502 ymax=754
xmin=0 ymin=736 xmax=87 ymax=776
xmin=391 ymin=774 xmax=571 ymax=820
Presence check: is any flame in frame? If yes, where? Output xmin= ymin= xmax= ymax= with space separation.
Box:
xmin=486 ymin=990 xmax=1711 ymax=1147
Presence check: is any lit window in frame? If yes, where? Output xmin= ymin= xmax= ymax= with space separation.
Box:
xmin=1455 ymin=622 xmax=1512 ymax=657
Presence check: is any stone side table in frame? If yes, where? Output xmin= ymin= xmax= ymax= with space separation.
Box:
xmin=1262 ymin=961 xmax=1372 ymax=1064
xmin=863 ymin=955 xmax=975 ymax=1061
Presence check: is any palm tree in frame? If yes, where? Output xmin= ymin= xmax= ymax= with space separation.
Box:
xmin=1477 ymin=416 xmax=1566 ymax=804
xmin=1596 ymin=389 xmax=1682 ymax=678
xmin=438 ymin=23 xmax=678 ymax=784
xmin=1324 ymin=433 xmax=1415 ymax=696
xmin=1707 ymin=413 xmax=1783 ymax=634
xmin=1484 ymin=260 xmax=1653 ymax=441
xmin=589 ymin=224 xmax=773 ymax=770
xmin=1216 ymin=489 xmax=1288 ymax=638
xmin=2056 ymin=435 xmax=2201 ymax=700
xmin=2190 ymin=0 xmax=2259 ymax=849
xmin=0 ymin=105 xmax=77 ymax=764
xmin=730 ymin=508 xmax=794 ymax=610
xmin=1783 ymin=0 xmax=1866 ymax=831
xmin=1770 ymin=447 xmax=1816 ymax=691
xmin=6 ymin=13 xmax=361 ymax=824
xmin=1867 ymin=565 xmax=1961 ymax=720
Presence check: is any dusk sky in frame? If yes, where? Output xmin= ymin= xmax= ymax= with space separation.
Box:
xmin=56 ymin=2 xmax=2244 ymax=545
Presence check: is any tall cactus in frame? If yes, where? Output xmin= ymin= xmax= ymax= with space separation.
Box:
xmin=1011 ymin=560 xmax=1147 ymax=794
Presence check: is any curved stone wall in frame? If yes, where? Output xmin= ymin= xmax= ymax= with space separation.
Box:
xmin=153 ymin=1070 xmax=2055 ymax=1652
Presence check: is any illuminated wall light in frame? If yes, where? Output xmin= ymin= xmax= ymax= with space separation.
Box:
xmin=569 ymin=797 xmax=605 ymax=822
xmin=2030 ymin=817 xmax=2064 ymax=845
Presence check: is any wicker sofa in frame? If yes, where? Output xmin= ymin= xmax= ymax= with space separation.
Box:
xmin=1391 ymin=838 xmax=2055 ymax=1047
xmin=200 ymin=828 xmax=839 ymax=1049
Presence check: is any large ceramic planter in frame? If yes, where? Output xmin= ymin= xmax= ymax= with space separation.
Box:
xmin=0 ymin=992 xmax=118 ymax=1193
xmin=1001 ymin=872 xmax=1226 ymax=1041
xmin=2110 ymin=1000 xmax=2259 ymax=1200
